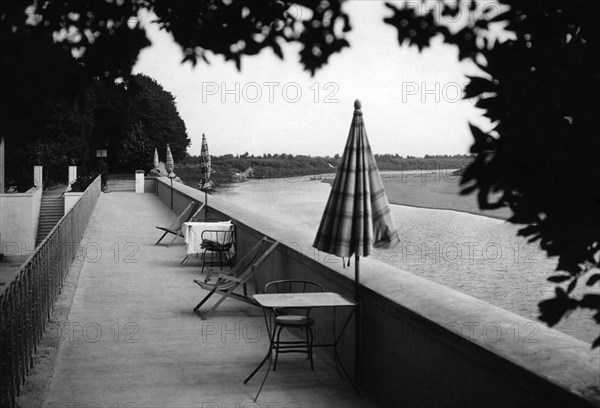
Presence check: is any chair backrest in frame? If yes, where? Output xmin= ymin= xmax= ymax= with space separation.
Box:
xmin=231 ymin=238 xmax=278 ymax=283
xmin=264 ymin=279 xmax=324 ymax=316
xmin=264 ymin=280 xmax=324 ymax=294
xmin=169 ymin=201 xmax=204 ymax=230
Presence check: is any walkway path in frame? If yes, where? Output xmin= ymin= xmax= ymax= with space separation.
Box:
xmin=43 ymin=192 xmax=373 ymax=408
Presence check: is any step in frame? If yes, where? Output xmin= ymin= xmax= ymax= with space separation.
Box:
xmin=38 ymin=220 xmax=61 ymax=225
xmin=37 ymin=226 xmax=58 ymax=232
xmin=38 ymin=221 xmax=61 ymax=227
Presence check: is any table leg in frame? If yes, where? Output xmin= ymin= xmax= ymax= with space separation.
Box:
xmin=244 ymin=308 xmax=276 ymax=401
xmin=244 ymin=348 xmax=271 ymax=384
xmin=253 ymin=347 xmax=274 ymax=401
xmin=332 ymin=306 xmax=359 ymax=392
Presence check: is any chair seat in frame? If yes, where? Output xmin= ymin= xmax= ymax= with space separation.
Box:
xmin=275 ymin=315 xmax=314 ymax=326
xmin=201 ymin=240 xmax=233 ymax=251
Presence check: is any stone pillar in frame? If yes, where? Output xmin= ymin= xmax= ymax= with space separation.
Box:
xmin=0 ymin=137 xmax=4 ymax=193
xmin=68 ymin=166 xmax=77 ymax=188
xmin=34 ymin=165 xmax=43 ymax=188
xmin=135 ymin=170 xmax=144 ymax=193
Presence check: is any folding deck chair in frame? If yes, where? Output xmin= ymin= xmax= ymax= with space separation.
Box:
xmin=193 ymin=237 xmax=279 ymax=319
xmin=156 ymin=201 xmax=205 ymax=246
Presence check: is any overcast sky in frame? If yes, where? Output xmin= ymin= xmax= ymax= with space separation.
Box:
xmin=133 ymin=1 xmax=498 ymax=158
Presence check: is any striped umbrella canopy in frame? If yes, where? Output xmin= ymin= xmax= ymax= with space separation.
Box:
xmin=165 ymin=144 xmax=175 ymax=178
xmin=199 ymin=133 xmax=212 ymax=191
xmin=313 ymin=99 xmax=399 ymax=300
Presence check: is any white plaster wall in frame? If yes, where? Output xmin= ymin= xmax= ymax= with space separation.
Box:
xmin=0 ymin=187 xmax=41 ymax=260
xmin=31 ymin=186 xmax=42 ymax=245
xmin=64 ymin=192 xmax=84 ymax=214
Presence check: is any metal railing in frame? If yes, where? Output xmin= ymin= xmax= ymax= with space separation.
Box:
xmin=0 ymin=176 xmax=101 ymax=407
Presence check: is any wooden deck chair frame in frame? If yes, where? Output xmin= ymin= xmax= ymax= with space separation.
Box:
xmin=193 ymin=237 xmax=279 ymax=319
xmin=156 ymin=201 xmax=205 ymax=246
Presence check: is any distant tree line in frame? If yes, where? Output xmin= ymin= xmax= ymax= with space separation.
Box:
xmin=177 ymin=153 xmax=473 ymax=186
xmin=374 ymin=154 xmax=472 ymax=171
xmin=178 ymin=153 xmax=336 ymax=185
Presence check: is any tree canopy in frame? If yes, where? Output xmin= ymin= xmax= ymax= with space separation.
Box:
xmin=92 ymin=74 xmax=190 ymax=172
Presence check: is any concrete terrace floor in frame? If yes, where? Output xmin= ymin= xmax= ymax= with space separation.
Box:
xmin=42 ymin=192 xmax=374 ymax=408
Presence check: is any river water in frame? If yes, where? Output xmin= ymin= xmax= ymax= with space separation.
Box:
xmin=210 ymin=174 xmax=598 ymax=344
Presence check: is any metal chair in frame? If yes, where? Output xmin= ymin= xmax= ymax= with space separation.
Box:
xmin=264 ymin=279 xmax=324 ymax=371
xmin=179 ymin=218 xmax=230 ymax=266
xmin=200 ymin=227 xmax=235 ymax=275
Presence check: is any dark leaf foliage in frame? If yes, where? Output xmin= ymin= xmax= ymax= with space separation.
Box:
xmin=1 ymin=0 xmax=350 ymax=80
xmin=587 ymin=274 xmax=600 ymax=287
xmin=539 ymin=290 xmax=578 ymax=327
xmin=385 ymin=0 xmax=600 ymax=347
xmin=547 ymin=275 xmax=572 ymax=283
xmin=69 ymin=173 xmax=99 ymax=192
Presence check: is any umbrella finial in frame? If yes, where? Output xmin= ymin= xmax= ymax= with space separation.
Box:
xmin=354 ymin=99 xmax=362 ymax=110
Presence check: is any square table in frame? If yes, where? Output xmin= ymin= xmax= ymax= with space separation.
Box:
xmin=245 ymin=292 xmax=357 ymax=400
xmin=181 ymin=221 xmax=234 ymax=255
xmin=180 ymin=221 xmax=235 ymax=270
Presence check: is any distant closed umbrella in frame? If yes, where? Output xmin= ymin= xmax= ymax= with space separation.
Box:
xmin=165 ymin=144 xmax=175 ymax=178
xmin=166 ymin=144 xmax=176 ymax=209
xmin=313 ymin=99 xmax=399 ymax=380
xmin=199 ymin=133 xmax=213 ymax=191
xmin=153 ymin=148 xmax=160 ymax=172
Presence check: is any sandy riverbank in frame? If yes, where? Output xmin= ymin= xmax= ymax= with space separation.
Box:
xmin=317 ymin=171 xmax=511 ymax=220
xmin=379 ymin=172 xmax=511 ymax=220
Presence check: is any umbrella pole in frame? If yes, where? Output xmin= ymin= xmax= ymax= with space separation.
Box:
xmin=355 ymin=253 xmax=360 ymax=384
xmin=204 ymin=190 xmax=208 ymax=217
xmin=170 ymin=178 xmax=173 ymax=209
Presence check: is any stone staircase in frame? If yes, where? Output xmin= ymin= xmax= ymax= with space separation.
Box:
xmin=36 ymin=186 xmax=65 ymax=246
xmin=107 ymin=174 xmax=135 ymax=192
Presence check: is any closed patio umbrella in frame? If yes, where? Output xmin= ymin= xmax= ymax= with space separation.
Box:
xmin=165 ymin=144 xmax=175 ymax=178
xmin=166 ymin=144 xmax=176 ymax=209
xmin=313 ymin=99 xmax=399 ymax=380
xmin=153 ymin=147 xmax=160 ymax=173
xmin=199 ymin=133 xmax=211 ymax=185
xmin=198 ymin=133 xmax=213 ymax=206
